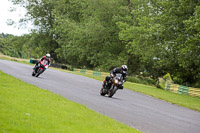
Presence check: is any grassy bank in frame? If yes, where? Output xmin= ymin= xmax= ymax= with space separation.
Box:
xmin=125 ymin=82 xmax=200 ymax=111
xmin=0 ymin=54 xmax=30 ymax=64
xmin=0 ymin=71 xmax=140 ymax=133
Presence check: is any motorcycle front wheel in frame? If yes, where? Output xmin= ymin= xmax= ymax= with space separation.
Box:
xmin=36 ymin=69 xmax=43 ymax=77
xmin=108 ymin=85 xmax=118 ymax=98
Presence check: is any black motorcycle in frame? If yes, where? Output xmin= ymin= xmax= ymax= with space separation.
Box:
xmin=100 ymin=73 xmax=124 ymax=97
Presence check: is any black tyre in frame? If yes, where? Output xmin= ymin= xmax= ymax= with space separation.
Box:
xmin=108 ymin=86 xmax=118 ymax=98
xmin=36 ymin=69 xmax=43 ymax=77
xmin=36 ymin=73 xmax=40 ymax=77
xmin=100 ymin=88 xmax=106 ymax=96
xmin=32 ymin=72 xmax=36 ymax=76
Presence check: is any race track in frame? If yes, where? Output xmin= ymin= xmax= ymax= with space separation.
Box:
xmin=0 ymin=59 xmax=200 ymax=133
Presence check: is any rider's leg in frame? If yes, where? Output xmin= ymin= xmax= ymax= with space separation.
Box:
xmin=102 ymin=76 xmax=110 ymax=88
xmin=102 ymin=80 xmax=106 ymax=88
xmin=105 ymin=76 xmax=112 ymax=89
xmin=33 ymin=61 xmax=40 ymax=71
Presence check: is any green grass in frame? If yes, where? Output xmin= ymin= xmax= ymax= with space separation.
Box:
xmin=125 ymin=82 xmax=200 ymax=111
xmin=0 ymin=71 xmax=140 ymax=133
xmin=0 ymin=54 xmax=31 ymax=65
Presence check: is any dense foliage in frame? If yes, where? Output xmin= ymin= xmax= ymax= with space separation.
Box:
xmin=0 ymin=33 xmax=31 ymax=58
xmin=1 ymin=0 xmax=200 ymax=87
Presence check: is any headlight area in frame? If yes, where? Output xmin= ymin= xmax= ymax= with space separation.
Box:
xmin=114 ymin=79 xmax=118 ymax=84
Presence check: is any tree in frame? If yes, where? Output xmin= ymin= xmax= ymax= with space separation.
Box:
xmin=11 ymin=0 xmax=58 ymax=59
xmin=8 ymin=0 xmax=200 ymax=87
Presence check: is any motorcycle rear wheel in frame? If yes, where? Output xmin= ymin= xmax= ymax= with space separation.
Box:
xmin=32 ymin=72 xmax=36 ymax=76
xmin=100 ymin=88 xmax=106 ymax=96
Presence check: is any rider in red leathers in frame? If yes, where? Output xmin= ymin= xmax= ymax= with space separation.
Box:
xmin=33 ymin=53 xmax=51 ymax=71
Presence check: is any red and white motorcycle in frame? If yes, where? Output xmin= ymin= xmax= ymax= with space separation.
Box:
xmin=32 ymin=60 xmax=49 ymax=77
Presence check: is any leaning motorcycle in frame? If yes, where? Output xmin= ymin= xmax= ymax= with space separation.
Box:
xmin=100 ymin=73 xmax=124 ymax=98
xmin=32 ymin=60 xmax=49 ymax=77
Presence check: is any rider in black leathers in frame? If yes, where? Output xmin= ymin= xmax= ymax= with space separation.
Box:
xmin=102 ymin=65 xmax=128 ymax=90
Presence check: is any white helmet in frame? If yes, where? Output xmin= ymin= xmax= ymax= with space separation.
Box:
xmin=46 ymin=53 xmax=51 ymax=59
xmin=121 ymin=65 xmax=128 ymax=71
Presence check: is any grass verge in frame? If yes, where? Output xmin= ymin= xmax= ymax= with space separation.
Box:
xmin=125 ymin=82 xmax=200 ymax=111
xmin=0 ymin=71 xmax=140 ymax=133
xmin=0 ymin=54 xmax=30 ymax=64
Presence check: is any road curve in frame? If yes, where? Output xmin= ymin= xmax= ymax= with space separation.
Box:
xmin=0 ymin=59 xmax=200 ymax=133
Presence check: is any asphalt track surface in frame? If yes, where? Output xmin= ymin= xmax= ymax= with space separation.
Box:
xmin=0 ymin=59 xmax=200 ymax=133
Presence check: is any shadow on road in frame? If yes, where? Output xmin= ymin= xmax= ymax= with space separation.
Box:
xmin=98 ymin=94 xmax=122 ymax=101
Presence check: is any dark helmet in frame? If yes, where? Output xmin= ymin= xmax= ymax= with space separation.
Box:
xmin=121 ymin=65 xmax=128 ymax=71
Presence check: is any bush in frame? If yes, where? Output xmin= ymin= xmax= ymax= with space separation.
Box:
xmin=193 ymin=82 xmax=200 ymax=88
xmin=127 ymin=75 xmax=156 ymax=86
xmin=157 ymin=78 xmax=166 ymax=89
